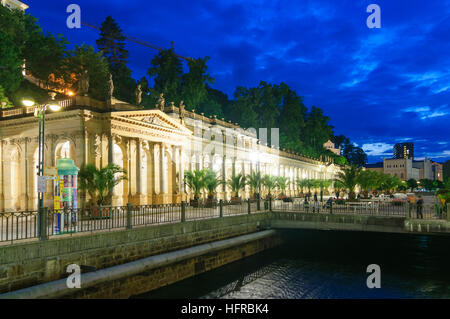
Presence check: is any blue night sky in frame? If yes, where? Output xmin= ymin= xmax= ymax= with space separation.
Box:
xmin=27 ymin=0 xmax=450 ymax=163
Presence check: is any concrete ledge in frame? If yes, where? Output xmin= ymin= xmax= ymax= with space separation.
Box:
xmin=0 ymin=230 xmax=277 ymax=299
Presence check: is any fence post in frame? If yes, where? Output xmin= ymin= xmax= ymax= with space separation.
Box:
xmin=126 ymin=203 xmax=132 ymax=229
xmin=181 ymin=201 xmax=186 ymax=222
xmin=39 ymin=207 xmax=48 ymax=241
xmin=219 ymin=199 xmax=223 ymax=218
xmin=406 ymin=202 xmax=411 ymax=219
xmin=248 ymin=198 xmax=251 ymax=214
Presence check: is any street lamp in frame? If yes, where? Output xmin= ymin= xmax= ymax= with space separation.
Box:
xmin=22 ymin=92 xmax=62 ymax=212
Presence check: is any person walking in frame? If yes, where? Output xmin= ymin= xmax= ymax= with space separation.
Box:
xmin=416 ymin=195 xmax=424 ymax=219
xmin=313 ymin=192 xmax=319 ymax=213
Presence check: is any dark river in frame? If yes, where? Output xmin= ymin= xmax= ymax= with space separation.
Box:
xmin=135 ymin=230 xmax=450 ymax=299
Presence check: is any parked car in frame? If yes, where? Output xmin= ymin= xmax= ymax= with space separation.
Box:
xmin=393 ymin=193 xmax=408 ymax=200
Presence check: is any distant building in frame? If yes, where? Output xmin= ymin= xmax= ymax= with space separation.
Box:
xmin=444 ymin=160 xmax=450 ymax=180
xmin=393 ymin=142 xmax=414 ymax=159
xmin=323 ymin=140 xmax=340 ymax=156
xmin=365 ymin=157 xmax=443 ymax=182
xmin=1 ymin=0 xmax=28 ymax=10
xmin=364 ymin=162 xmax=383 ymax=173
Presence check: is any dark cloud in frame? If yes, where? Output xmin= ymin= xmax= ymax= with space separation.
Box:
xmin=28 ymin=0 xmax=450 ymax=162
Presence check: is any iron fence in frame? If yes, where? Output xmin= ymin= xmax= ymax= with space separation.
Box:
xmin=0 ymin=199 xmax=266 ymax=244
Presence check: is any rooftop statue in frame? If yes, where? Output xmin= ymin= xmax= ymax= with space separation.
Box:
xmin=135 ymin=84 xmax=142 ymax=105
xmin=157 ymin=93 xmax=165 ymax=111
xmin=78 ymin=69 xmax=89 ymax=96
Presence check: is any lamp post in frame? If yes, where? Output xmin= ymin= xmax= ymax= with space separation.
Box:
xmin=22 ymin=93 xmax=61 ymax=212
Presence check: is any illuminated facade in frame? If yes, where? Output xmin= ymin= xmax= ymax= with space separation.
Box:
xmin=0 ymin=97 xmax=341 ymax=211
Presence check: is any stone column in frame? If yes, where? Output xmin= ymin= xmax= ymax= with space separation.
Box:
xmin=108 ymin=133 xmax=114 ymax=165
xmin=0 ymin=140 xmax=3 ymax=211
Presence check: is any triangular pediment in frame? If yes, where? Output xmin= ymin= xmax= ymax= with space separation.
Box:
xmin=111 ymin=109 xmax=192 ymax=135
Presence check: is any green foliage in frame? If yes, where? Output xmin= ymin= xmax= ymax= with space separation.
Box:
xmin=148 ymin=48 xmax=183 ymax=106
xmin=96 ymin=16 xmax=128 ymax=68
xmin=335 ymin=165 xmax=362 ymax=200
xmin=0 ymin=31 xmax=22 ymax=94
xmin=380 ymin=174 xmax=403 ymax=194
xmin=184 ymin=169 xmax=207 ymax=200
xmin=262 ymin=175 xmax=278 ymax=197
xmin=181 ymin=57 xmax=214 ymax=110
xmin=0 ymin=85 xmax=13 ymax=108
xmin=246 ymin=171 xmax=262 ymax=197
xmin=203 ymin=169 xmax=224 ymax=198
xmin=66 ymin=44 xmax=110 ymax=100
xmin=276 ymin=176 xmax=290 ymax=195
xmin=227 ymin=173 xmax=246 ymax=198
xmin=406 ymin=178 xmax=418 ymax=191
xmin=78 ymin=163 xmax=128 ymax=205
xmin=96 ymin=16 xmax=135 ymax=102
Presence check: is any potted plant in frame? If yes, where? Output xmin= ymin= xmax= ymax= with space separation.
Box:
xmin=246 ymin=171 xmax=262 ymax=200
xmin=203 ymin=169 xmax=224 ymax=207
xmin=184 ymin=169 xmax=206 ymax=207
xmin=277 ymin=176 xmax=291 ymax=202
xmin=78 ymin=163 xmax=128 ymax=218
xmin=262 ymin=175 xmax=278 ymax=200
xmin=227 ymin=173 xmax=246 ymax=204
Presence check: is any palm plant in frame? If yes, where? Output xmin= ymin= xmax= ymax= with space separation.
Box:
xmin=357 ymin=170 xmax=378 ymax=198
xmin=334 ymin=165 xmax=362 ymax=201
xmin=246 ymin=171 xmax=262 ymax=199
xmin=203 ymin=169 xmax=224 ymax=200
xmin=276 ymin=176 xmax=290 ymax=197
xmin=262 ymin=175 xmax=278 ymax=199
xmin=317 ymin=179 xmax=332 ymax=201
xmin=78 ymin=163 xmax=128 ymax=205
xmin=296 ymin=178 xmax=308 ymax=195
xmin=184 ymin=169 xmax=207 ymax=200
xmin=227 ymin=173 xmax=246 ymax=198
xmin=381 ymin=174 xmax=403 ymax=194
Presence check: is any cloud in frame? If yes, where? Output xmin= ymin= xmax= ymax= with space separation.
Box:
xmin=362 ymin=143 xmax=393 ymax=157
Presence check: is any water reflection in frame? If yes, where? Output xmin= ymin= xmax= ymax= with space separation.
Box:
xmin=135 ymin=230 xmax=450 ymax=299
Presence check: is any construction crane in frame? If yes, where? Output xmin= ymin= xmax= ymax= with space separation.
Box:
xmin=81 ymin=22 xmax=193 ymax=62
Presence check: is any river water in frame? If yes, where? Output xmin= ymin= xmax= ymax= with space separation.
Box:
xmin=135 ymin=230 xmax=450 ymax=299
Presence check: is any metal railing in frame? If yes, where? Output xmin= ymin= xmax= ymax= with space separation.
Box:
xmin=0 ymin=199 xmax=267 ymax=244
xmin=272 ymin=198 xmax=448 ymax=219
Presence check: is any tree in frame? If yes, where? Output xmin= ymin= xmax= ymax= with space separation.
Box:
xmin=148 ymin=48 xmax=183 ymax=105
xmin=381 ymin=175 xmax=402 ymax=194
xmin=303 ymin=106 xmax=333 ymax=152
xmin=227 ymin=173 xmax=246 ymax=198
xmin=181 ymin=57 xmax=214 ymax=110
xmin=246 ymin=171 xmax=262 ymax=199
xmin=96 ymin=16 xmax=128 ymax=68
xmin=0 ymin=31 xmax=22 ymax=94
xmin=334 ymin=165 xmax=362 ymax=200
xmin=203 ymin=169 xmax=224 ymax=200
xmin=276 ymin=176 xmax=290 ymax=197
xmin=184 ymin=169 xmax=207 ymax=200
xmin=342 ymin=142 xmax=368 ymax=167
xmin=96 ymin=16 xmax=135 ymax=102
xmin=419 ymin=179 xmax=434 ymax=191
xmin=65 ymin=44 xmax=110 ymax=100
xmin=262 ymin=175 xmax=278 ymax=199
xmin=406 ymin=178 xmax=417 ymax=192
xmin=278 ymin=83 xmax=307 ymax=153
xmin=78 ymin=163 xmax=128 ymax=206
xmin=0 ymin=85 xmax=13 ymax=108
xmin=358 ymin=170 xmax=379 ymax=198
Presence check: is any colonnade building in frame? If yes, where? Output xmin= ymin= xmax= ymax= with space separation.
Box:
xmin=0 ymin=96 xmax=342 ymax=211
